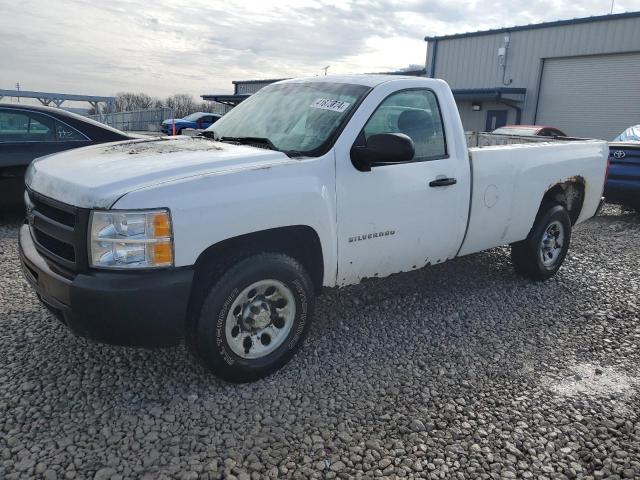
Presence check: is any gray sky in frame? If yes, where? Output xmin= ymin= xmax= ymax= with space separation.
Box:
xmin=1 ymin=0 xmax=639 ymax=100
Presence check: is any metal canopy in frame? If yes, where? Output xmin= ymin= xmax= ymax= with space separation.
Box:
xmin=200 ymin=94 xmax=251 ymax=106
xmin=451 ymin=87 xmax=526 ymax=101
xmin=0 ymin=89 xmax=116 ymax=111
xmin=452 ymin=88 xmax=527 ymax=124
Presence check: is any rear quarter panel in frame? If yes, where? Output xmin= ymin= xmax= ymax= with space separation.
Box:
xmin=458 ymin=140 xmax=608 ymax=256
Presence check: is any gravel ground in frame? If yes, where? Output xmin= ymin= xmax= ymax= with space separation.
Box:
xmin=1 ymin=206 xmax=639 ymax=480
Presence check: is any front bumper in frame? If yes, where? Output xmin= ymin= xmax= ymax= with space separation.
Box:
xmin=19 ymin=224 xmax=193 ymax=347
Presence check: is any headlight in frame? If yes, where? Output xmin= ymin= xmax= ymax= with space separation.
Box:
xmin=89 ymin=209 xmax=173 ymax=269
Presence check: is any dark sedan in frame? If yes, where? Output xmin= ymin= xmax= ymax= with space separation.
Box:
xmin=0 ymin=103 xmax=131 ymax=208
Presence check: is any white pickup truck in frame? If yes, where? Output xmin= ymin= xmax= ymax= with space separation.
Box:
xmin=20 ymin=75 xmax=608 ymax=382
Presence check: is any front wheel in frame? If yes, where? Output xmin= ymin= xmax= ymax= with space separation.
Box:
xmin=187 ymin=253 xmax=315 ymax=383
xmin=511 ymin=204 xmax=572 ymax=280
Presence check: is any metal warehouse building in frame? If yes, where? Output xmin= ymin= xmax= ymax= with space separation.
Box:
xmin=202 ymin=79 xmax=287 ymax=106
xmin=425 ymin=12 xmax=640 ymax=139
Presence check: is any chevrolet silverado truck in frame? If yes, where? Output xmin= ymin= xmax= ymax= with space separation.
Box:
xmin=19 ymin=75 xmax=608 ymax=382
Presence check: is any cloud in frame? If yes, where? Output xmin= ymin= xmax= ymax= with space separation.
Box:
xmin=1 ymin=0 xmax=639 ymax=100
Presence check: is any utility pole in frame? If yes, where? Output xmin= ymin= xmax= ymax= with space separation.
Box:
xmin=610 ymin=0 xmax=615 ymax=13
xmin=15 ymin=82 xmax=20 ymax=102
xmin=322 ymin=65 xmax=330 ymax=76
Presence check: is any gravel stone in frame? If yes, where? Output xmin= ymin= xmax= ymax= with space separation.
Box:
xmin=43 ymin=470 xmax=57 ymax=480
xmin=93 ymin=468 xmax=116 ymax=480
xmin=1 ymin=205 xmax=639 ymax=479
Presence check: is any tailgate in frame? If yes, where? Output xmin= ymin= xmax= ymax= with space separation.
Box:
xmin=607 ymin=143 xmax=640 ymax=187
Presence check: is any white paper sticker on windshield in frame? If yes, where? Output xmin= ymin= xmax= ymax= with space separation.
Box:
xmin=310 ymin=98 xmax=351 ymax=113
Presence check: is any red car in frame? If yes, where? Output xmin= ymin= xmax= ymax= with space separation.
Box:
xmin=492 ymin=125 xmax=567 ymax=137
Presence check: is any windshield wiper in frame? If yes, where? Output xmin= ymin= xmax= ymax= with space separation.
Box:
xmin=218 ymin=136 xmax=277 ymax=151
xmin=199 ymin=132 xmax=300 ymax=156
xmin=199 ymin=130 xmax=216 ymax=139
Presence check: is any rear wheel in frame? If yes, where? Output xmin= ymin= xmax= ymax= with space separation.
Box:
xmin=511 ymin=204 xmax=572 ymax=280
xmin=187 ymin=253 xmax=315 ymax=383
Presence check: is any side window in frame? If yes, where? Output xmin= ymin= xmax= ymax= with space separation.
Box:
xmin=55 ymin=121 xmax=88 ymax=142
xmin=362 ymin=89 xmax=446 ymax=161
xmin=0 ymin=110 xmax=55 ymax=143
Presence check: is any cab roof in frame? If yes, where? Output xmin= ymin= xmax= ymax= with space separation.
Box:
xmin=277 ymin=74 xmax=430 ymax=88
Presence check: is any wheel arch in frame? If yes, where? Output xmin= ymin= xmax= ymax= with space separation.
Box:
xmin=539 ymin=176 xmax=586 ymax=225
xmin=191 ymin=225 xmax=325 ymax=296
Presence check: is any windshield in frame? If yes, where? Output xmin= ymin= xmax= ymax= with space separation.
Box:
xmin=205 ymin=82 xmax=370 ymax=156
xmin=183 ymin=112 xmax=204 ymax=121
xmin=613 ymin=125 xmax=640 ymax=142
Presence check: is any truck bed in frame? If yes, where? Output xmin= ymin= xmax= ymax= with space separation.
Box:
xmin=458 ymin=136 xmax=609 ymax=257
xmin=466 ymin=132 xmax=586 ymax=148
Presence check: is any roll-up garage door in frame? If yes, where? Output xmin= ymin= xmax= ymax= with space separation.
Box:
xmin=536 ymin=53 xmax=640 ymax=140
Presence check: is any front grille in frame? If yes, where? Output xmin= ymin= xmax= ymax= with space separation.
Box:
xmin=27 ymin=189 xmax=89 ymax=272
xmin=33 ymin=229 xmax=76 ymax=262
xmin=30 ymin=194 xmax=76 ymax=227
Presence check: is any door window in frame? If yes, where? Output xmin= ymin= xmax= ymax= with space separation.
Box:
xmin=55 ymin=121 xmax=88 ymax=141
xmin=0 ymin=110 xmax=55 ymax=142
xmin=361 ymin=89 xmax=446 ymax=161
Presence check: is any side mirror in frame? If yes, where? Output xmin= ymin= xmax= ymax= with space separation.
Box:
xmin=350 ymin=133 xmax=415 ymax=172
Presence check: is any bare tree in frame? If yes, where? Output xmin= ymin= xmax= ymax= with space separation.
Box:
xmin=114 ymin=92 xmax=159 ymax=112
xmin=165 ymin=94 xmax=197 ymax=118
xmin=86 ymin=93 xmax=229 ymax=117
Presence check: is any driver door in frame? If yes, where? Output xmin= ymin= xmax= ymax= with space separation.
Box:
xmin=334 ymin=87 xmax=468 ymax=285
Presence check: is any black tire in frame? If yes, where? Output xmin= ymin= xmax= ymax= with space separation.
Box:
xmin=187 ymin=253 xmax=315 ymax=383
xmin=176 ymin=129 xmax=183 ymax=135
xmin=511 ymin=203 xmax=572 ymax=280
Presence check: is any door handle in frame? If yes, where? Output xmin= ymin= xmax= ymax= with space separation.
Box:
xmin=429 ymin=177 xmax=457 ymax=187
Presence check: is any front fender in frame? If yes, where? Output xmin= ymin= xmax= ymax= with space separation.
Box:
xmin=112 ymin=155 xmax=338 ymax=286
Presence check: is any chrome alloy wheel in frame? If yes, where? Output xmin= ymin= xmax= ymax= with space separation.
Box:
xmin=539 ymin=220 xmax=564 ymax=268
xmin=225 ymin=279 xmax=296 ymax=359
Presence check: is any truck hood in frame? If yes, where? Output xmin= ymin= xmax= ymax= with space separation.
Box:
xmin=26 ymin=136 xmax=296 ymax=208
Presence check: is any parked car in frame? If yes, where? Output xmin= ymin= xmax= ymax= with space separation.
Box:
xmin=20 ymin=75 xmax=608 ymax=382
xmin=492 ymin=125 xmax=567 ymax=137
xmin=605 ymin=125 xmax=640 ymax=211
xmin=0 ymin=103 xmax=131 ymax=208
xmin=161 ymin=112 xmax=221 ymax=135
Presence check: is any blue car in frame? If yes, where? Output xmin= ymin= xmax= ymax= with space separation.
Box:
xmin=161 ymin=112 xmax=221 ymax=135
xmin=605 ymin=125 xmax=640 ymax=211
